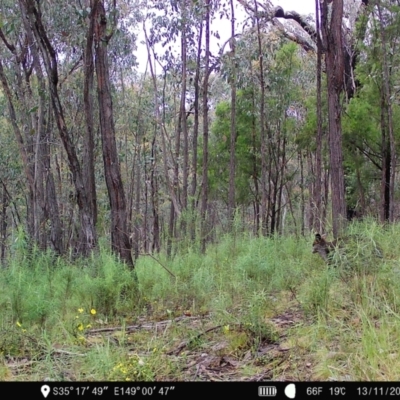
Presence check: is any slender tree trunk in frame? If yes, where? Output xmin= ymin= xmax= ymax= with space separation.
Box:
xmin=143 ymin=145 xmax=148 ymax=253
xmin=190 ymin=21 xmax=203 ymax=241
xmin=200 ymin=0 xmax=210 ymax=254
xmin=26 ymin=27 xmax=46 ymax=250
xmin=380 ymin=95 xmax=390 ymax=222
xmin=133 ymin=145 xmax=141 ymax=259
xmin=181 ymin=0 xmax=189 ymax=213
xmin=323 ymin=168 xmax=329 ymax=225
xmin=44 ymin=110 xmax=63 ymax=254
xmin=228 ymin=0 xmax=237 ymax=225
xmin=83 ymin=0 xmax=98 ymax=227
xmin=377 ymin=3 xmax=396 ymax=222
xmin=355 ymin=160 xmax=366 ymax=214
xmin=306 ymin=151 xmax=314 ymax=232
xmin=276 ymin=135 xmax=286 ymax=235
xmin=151 ymin=134 xmax=160 ymax=253
xmin=167 ymin=73 xmax=176 ymax=258
xmin=0 ymin=184 xmax=8 ymax=264
xmin=93 ymin=0 xmax=133 ymax=267
xmin=254 ymin=0 xmax=267 ymax=236
xmin=314 ymin=0 xmax=323 ymax=233
xmin=251 ymin=89 xmax=260 ymax=235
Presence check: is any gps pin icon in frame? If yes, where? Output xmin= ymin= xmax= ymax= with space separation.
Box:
xmin=41 ymin=385 xmax=51 ymax=398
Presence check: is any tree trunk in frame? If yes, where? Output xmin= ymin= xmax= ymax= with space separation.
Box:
xmin=200 ymin=0 xmax=210 ymax=254
xmin=93 ymin=0 xmax=133 ymax=267
xmin=250 ymin=88 xmax=260 ymax=235
xmin=83 ymin=0 xmax=98 ymax=227
xmin=181 ymin=0 xmax=189 ymax=213
xmin=254 ymin=0 xmax=267 ymax=236
xmin=380 ymin=94 xmax=390 ymax=222
xmin=321 ymin=0 xmax=346 ymax=238
xmin=228 ymin=0 xmax=237 ymax=225
xmin=151 ymin=135 xmax=160 ymax=253
xmin=190 ymin=21 xmax=203 ymax=241
xmin=133 ymin=144 xmax=141 ymax=259
xmin=0 ymin=183 xmax=8 ymax=264
xmin=314 ymin=0 xmax=323 ymax=234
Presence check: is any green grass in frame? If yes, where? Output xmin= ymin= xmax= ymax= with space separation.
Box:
xmin=1 ymin=219 xmax=400 ymax=380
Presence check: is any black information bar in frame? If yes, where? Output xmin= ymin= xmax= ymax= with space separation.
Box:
xmin=2 ymin=382 xmax=400 ymax=399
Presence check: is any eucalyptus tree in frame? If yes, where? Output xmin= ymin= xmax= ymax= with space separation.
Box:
xmin=215 ymin=26 xmax=310 ymax=235
xmin=313 ymin=0 xmax=323 ymax=233
xmin=19 ymin=0 xmax=105 ymax=256
xmin=0 ymin=0 xmax=64 ymax=253
xmin=143 ymin=0 xmax=223 ymax=253
xmin=320 ymin=0 xmax=347 ymax=237
xmin=342 ymin=0 xmax=400 ymax=221
xmin=0 ymin=0 xmax=140 ymax=263
xmin=92 ymin=0 xmax=133 ymax=267
xmin=375 ymin=1 xmax=397 ymax=222
xmin=189 ymin=10 xmax=203 ymax=240
xmin=180 ymin=0 xmax=189 ymax=213
xmin=144 ymin=0 xmax=189 ymax=254
xmin=227 ymin=0 xmax=237 ymax=225
xmin=254 ymin=0 xmax=268 ymax=235
xmin=237 ymin=0 xmax=372 ymax=237
xmin=200 ymin=0 xmax=211 ymax=253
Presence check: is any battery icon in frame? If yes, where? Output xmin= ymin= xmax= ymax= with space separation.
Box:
xmin=258 ymin=386 xmax=277 ymax=397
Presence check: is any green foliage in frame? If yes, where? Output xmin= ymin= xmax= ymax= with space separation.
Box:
xmin=341 ymin=2 xmax=400 ymax=212
xmin=209 ymin=89 xmax=259 ymax=205
xmin=209 ymin=41 xmax=310 ymax=217
xmin=1 ymin=221 xmax=400 ymax=379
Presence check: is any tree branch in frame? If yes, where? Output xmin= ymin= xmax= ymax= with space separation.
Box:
xmin=0 ymin=28 xmax=16 ymax=53
xmin=272 ymin=18 xmax=315 ymax=52
xmin=273 ymin=6 xmax=318 ymax=43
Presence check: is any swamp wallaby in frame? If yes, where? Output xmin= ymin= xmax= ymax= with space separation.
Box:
xmin=312 ymin=233 xmax=341 ymax=262
xmin=312 ymin=232 xmax=383 ymax=263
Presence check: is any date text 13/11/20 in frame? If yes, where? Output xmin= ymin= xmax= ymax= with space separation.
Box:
xmin=358 ymin=386 xmax=400 ymax=396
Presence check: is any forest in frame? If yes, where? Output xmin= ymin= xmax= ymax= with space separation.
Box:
xmin=1 ymin=0 xmax=400 ymax=382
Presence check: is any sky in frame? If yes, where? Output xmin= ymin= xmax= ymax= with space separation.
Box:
xmin=275 ymin=0 xmax=315 ymax=16
xmin=136 ymin=0 xmax=316 ymax=73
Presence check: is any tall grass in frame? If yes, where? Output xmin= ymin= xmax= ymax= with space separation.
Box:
xmin=1 ymin=220 xmax=400 ymax=380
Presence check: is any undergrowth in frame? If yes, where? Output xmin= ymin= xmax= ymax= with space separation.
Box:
xmin=1 ymin=219 xmax=400 ymax=381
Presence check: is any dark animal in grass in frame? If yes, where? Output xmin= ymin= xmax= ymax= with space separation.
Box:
xmin=312 ymin=233 xmax=341 ymax=262
xmin=312 ymin=233 xmax=383 ymax=264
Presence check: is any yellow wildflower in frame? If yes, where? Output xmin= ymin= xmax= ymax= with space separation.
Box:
xmin=78 ymin=308 xmax=84 ymax=313
xmin=90 ymin=308 xmax=97 ymax=315
xmin=16 ymin=321 xmax=22 ymax=328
